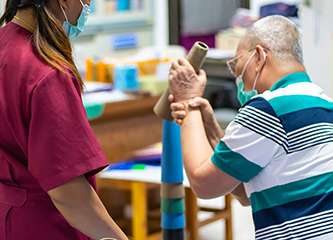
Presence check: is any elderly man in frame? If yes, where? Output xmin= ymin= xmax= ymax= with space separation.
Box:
xmin=168 ymin=15 xmax=333 ymax=239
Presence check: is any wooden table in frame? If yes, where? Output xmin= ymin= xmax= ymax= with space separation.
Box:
xmin=86 ymin=93 xmax=233 ymax=240
xmin=98 ymin=166 xmax=233 ymax=240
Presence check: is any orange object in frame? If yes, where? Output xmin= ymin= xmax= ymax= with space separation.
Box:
xmin=85 ymin=58 xmax=94 ymax=81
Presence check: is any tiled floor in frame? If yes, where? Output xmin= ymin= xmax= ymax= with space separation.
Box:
xmin=197 ymin=197 xmax=255 ymax=240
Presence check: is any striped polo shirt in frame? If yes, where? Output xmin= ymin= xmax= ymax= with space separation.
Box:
xmin=212 ymin=72 xmax=333 ymax=239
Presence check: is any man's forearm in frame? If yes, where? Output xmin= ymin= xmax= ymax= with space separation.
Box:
xmin=48 ymin=175 xmax=128 ymax=240
xmin=181 ymin=105 xmax=215 ymax=192
xmin=181 ymin=105 xmax=240 ymax=198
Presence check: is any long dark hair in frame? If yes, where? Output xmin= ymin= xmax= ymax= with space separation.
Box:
xmin=0 ymin=0 xmax=84 ymax=91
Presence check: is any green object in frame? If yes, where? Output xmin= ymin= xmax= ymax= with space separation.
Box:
xmin=161 ymin=197 xmax=185 ymax=214
xmin=82 ymin=99 xmax=105 ymax=120
xmin=131 ymin=164 xmax=146 ymax=170
xmin=303 ymin=0 xmax=311 ymax=7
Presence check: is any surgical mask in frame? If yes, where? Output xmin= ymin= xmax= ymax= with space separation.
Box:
xmin=236 ymin=50 xmax=266 ymax=105
xmin=60 ymin=0 xmax=90 ymax=40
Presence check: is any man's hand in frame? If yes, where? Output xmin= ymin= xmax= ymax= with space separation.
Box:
xmin=168 ymin=58 xmax=207 ymax=102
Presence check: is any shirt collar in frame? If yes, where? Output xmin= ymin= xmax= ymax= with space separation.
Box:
xmin=270 ymin=72 xmax=312 ymax=91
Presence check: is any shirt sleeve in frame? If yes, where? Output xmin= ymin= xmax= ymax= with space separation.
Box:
xmin=211 ymin=97 xmax=287 ymax=182
xmin=28 ymin=69 xmax=109 ymax=192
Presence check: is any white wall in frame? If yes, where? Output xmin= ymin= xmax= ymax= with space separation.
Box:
xmin=0 ymin=0 xmax=5 ymax=17
xmin=152 ymin=0 xmax=169 ymax=47
xmin=300 ymin=0 xmax=333 ymax=97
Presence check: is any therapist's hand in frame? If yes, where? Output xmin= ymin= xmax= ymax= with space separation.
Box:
xmin=168 ymin=58 xmax=207 ymax=102
xmin=169 ymin=95 xmax=224 ymax=149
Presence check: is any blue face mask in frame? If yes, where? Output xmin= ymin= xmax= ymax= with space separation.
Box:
xmin=61 ymin=0 xmax=90 ymax=40
xmin=236 ymin=50 xmax=266 ymax=105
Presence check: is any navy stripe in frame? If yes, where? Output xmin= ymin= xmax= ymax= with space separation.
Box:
xmin=288 ymin=126 xmax=333 ymax=144
xmin=256 ymin=215 xmax=333 ymax=240
xmin=253 ymin=190 xmax=333 ymax=231
xmin=256 ymin=218 xmax=333 ymax=240
xmin=279 ymin=107 xmax=333 ymax=133
xmin=245 ymin=96 xmax=278 ymax=117
xmin=234 ymin=118 xmax=288 ymax=151
xmin=297 ymin=225 xmax=333 ymax=240
xmin=289 ymin=133 xmax=333 ymax=150
xmin=287 ymin=123 xmax=333 ymax=138
xmin=235 ymin=112 xmax=286 ymax=141
xmin=289 ymin=138 xmax=333 ymax=153
xmin=238 ymin=107 xmax=284 ymax=133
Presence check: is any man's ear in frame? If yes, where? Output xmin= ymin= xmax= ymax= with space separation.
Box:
xmin=255 ymin=45 xmax=266 ymax=73
xmin=59 ymin=0 xmax=69 ymax=10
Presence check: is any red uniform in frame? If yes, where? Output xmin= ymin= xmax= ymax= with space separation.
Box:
xmin=0 ymin=22 xmax=109 ymax=239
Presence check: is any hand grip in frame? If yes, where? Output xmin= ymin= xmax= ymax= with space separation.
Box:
xmin=153 ymin=41 xmax=209 ymax=121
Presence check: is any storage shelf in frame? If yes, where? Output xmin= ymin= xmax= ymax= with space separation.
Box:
xmin=83 ymin=0 xmax=153 ymax=35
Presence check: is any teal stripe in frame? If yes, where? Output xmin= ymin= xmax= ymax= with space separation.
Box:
xmin=270 ymin=72 xmax=311 ymax=91
xmin=268 ymin=95 xmax=333 ymax=117
xmin=161 ymin=197 xmax=185 ymax=214
xmin=82 ymin=100 xmax=105 ymax=120
xmin=211 ymin=141 xmax=263 ymax=182
xmin=249 ymin=171 xmax=333 ymax=213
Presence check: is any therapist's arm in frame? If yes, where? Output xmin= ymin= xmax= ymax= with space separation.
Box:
xmin=180 ymin=103 xmax=240 ymax=199
xmin=47 ymin=175 xmax=128 ymax=240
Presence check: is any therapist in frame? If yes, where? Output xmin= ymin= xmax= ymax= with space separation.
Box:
xmin=169 ymin=15 xmax=333 ymax=239
xmin=0 ymin=0 xmax=127 ymax=240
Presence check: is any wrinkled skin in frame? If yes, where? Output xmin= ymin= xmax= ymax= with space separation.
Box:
xmin=168 ymin=58 xmax=207 ymax=102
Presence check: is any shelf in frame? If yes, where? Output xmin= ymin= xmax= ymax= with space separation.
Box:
xmin=83 ymin=0 xmax=153 ymax=35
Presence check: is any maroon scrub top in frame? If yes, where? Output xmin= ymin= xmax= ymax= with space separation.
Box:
xmin=0 ymin=22 xmax=109 ymax=239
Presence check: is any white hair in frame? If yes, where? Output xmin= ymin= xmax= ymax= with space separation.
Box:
xmin=244 ymin=15 xmax=303 ymax=64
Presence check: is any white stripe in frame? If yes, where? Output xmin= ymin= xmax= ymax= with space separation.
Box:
xmin=289 ymin=131 xmax=333 ymax=147
xmin=241 ymin=105 xmax=283 ymax=129
xmin=288 ymin=126 xmax=333 ymax=144
xmin=289 ymin=137 xmax=333 ymax=153
xmin=234 ymin=118 xmax=287 ymax=148
xmin=287 ymin=123 xmax=333 ymax=139
xmin=236 ymin=106 xmax=287 ymax=147
xmin=257 ymin=214 xmax=333 ymax=239
xmin=256 ymin=209 xmax=333 ymax=239
xmin=289 ymin=133 xmax=333 ymax=150
xmin=235 ymin=110 xmax=286 ymax=142
xmin=222 ymin=121 xmax=283 ymax=169
xmin=306 ymin=231 xmax=333 ymax=240
xmin=260 ymin=82 xmax=330 ymax=101
xmin=245 ymin=142 xmax=333 ymax=195
xmin=258 ymin=222 xmax=333 ymax=240
xmin=236 ymin=111 xmax=287 ymax=144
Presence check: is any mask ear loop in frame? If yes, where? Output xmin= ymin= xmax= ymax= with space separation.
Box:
xmin=241 ymin=50 xmax=257 ymax=77
xmin=236 ymin=50 xmax=256 ymax=86
xmin=252 ymin=51 xmax=266 ymax=90
xmin=60 ymin=6 xmax=69 ymax=22
xmin=79 ymin=0 xmax=85 ymax=7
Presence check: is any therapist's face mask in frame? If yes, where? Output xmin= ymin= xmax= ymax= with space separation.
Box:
xmin=60 ymin=0 xmax=90 ymax=40
xmin=236 ymin=50 xmax=266 ymax=105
